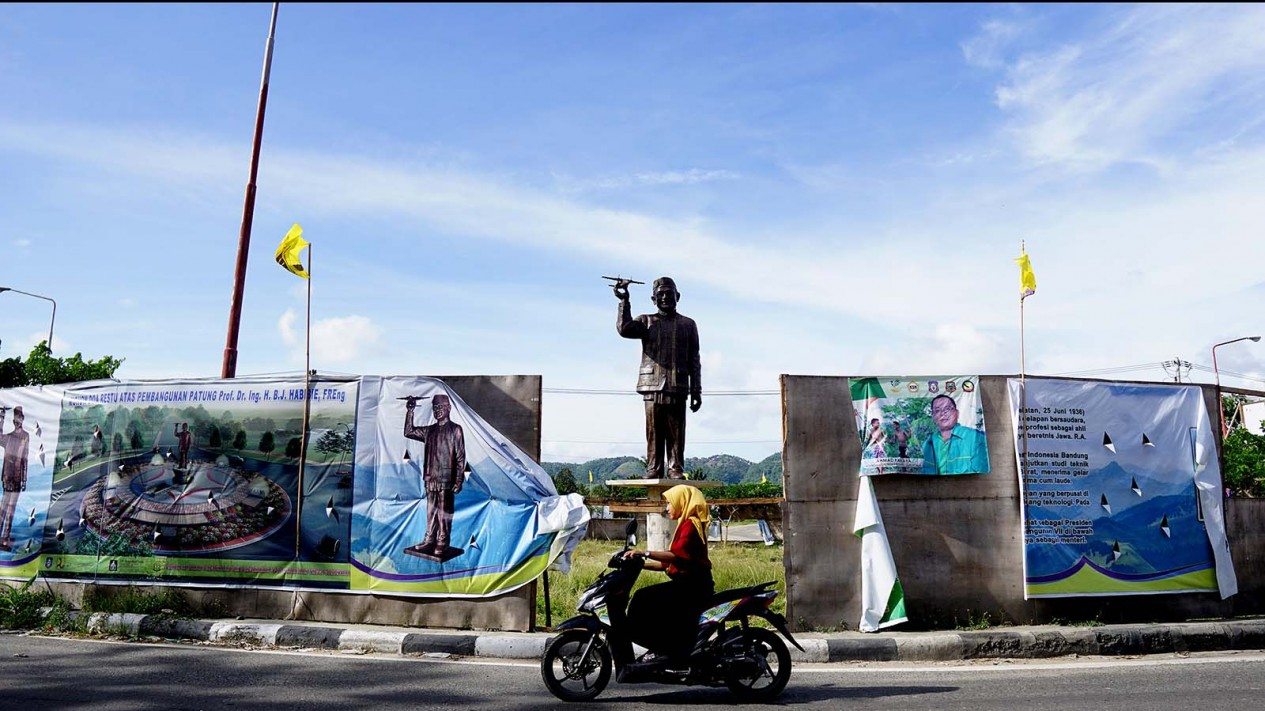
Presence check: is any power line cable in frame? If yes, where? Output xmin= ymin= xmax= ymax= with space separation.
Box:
xmin=543 ymin=387 xmax=778 ymax=396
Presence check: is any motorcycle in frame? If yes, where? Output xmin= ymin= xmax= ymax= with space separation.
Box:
xmin=540 ymin=520 xmax=802 ymax=702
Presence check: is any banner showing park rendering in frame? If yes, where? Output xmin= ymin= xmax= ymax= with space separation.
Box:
xmin=0 ymin=376 xmax=586 ymax=598
xmin=1007 ymin=378 xmax=1236 ymax=599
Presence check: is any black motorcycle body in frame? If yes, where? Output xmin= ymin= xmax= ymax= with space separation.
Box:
xmin=540 ymin=525 xmax=802 ymax=702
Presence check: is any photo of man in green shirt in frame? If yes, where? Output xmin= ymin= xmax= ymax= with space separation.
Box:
xmin=920 ymin=394 xmax=989 ymax=475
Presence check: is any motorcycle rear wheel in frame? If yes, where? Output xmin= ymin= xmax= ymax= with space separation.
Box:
xmin=725 ymin=627 xmax=792 ymax=702
xmin=541 ymin=629 xmax=612 ymax=702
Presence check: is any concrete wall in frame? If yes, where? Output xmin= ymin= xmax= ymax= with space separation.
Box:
xmin=44 ymin=374 xmax=544 ymax=632
xmin=782 ymin=374 xmax=1264 ymax=631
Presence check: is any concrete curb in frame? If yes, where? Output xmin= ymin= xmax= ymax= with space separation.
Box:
xmin=113 ymin=615 xmax=1265 ymax=663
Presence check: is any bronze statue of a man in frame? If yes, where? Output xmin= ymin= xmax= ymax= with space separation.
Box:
xmin=615 ymin=276 xmax=701 ymax=480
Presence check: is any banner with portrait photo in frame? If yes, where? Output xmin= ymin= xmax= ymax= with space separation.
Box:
xmin=851 ymin=376 xmax=990 ymax=476
xmin=1007 ymin=378 xmax=1236 ymax=599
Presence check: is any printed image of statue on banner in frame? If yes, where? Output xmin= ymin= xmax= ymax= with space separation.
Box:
xmin=38 ymin=377 xmax=358 ymax=588
xmin=349 ymin=376 xmax=588 ymax=598
xmin=0 ymin=387 xmax=61 ymax=579
xmin=851 ymin=377 xmax=990 ymax=476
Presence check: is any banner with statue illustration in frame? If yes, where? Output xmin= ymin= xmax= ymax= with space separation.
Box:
xmin=851 ymin=376 xmax=990 ymax=476
xmin=349 ymin=376 xmax=587 ymax=597
xmin=0 ymin=376 xmax=587 ymax=599
xmin=1007 ymin=377 xmax=1236 ymax=599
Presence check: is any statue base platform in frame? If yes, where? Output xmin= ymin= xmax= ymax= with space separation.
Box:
xmin=604 ymin=479 xmax=721 ymax=551
xmin=403 ymin=543 xmax=465 ymax=562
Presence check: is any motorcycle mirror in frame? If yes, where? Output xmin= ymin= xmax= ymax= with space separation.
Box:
xmin=624 ymin=519 xmax=638 ymax=547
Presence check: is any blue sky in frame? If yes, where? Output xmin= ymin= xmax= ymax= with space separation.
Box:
xmin=3 ymin=4 xmax=1264 ymax=464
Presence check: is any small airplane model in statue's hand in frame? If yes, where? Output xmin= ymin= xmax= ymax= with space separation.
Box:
xmin=602 ymin=275 xmax=644 ymax=300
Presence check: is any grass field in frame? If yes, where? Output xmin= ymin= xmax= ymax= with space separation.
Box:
xmin=537 ymin=539 xmax=785 ymax=629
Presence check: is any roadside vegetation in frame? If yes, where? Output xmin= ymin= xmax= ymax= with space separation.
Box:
xmin=537 ymin=538 xmax=785 ymax=629
xmin=0 ymin=579 xmax=194 ymax=634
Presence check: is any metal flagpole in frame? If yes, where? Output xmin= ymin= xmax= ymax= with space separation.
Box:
xmin=222 ymin=2 xmax=280 ymax=379
xmin=295 ymin=243 xmax=312 ymax=558
xmin=1019 ymin=241 xmax=1029 ymax=508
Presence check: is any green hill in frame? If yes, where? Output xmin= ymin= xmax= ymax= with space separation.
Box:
xmin=744 ymin=452 xmax=783 ymax=483
xmin=543 ymin=452 xmax=781 ymax=484
xmin=542 ymin=456 xmax=642 ymax=482
xmin=683 ymin=454 xmax=752 ymax=483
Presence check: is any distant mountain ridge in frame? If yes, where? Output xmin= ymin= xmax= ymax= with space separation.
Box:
xmin=543 ymin=452 xmax=783 ymax=484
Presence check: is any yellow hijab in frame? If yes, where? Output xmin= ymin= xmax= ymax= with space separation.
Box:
xmin=663 ymin=484 xmax=710 ymax=543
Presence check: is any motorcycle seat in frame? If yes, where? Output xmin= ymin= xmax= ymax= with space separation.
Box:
xmin=704 ymin=581 xmax=776 ymax=607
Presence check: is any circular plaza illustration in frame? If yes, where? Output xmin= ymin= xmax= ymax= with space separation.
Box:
xmin=80 ymin=454 xmax=291 ymax=554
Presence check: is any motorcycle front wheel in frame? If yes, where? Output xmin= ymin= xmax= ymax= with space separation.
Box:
xmin=725 ymin=627 xmax=792 ymax=702
xmin=541 ymin=628 xmax=612 ymax=702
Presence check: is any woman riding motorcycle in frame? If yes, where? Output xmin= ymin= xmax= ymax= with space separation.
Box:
xmin=618 ymin=483 xmax=714 ymax=675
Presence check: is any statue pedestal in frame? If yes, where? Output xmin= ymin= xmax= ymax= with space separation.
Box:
xmin=605 ymin=479 xmax=721 ymax=552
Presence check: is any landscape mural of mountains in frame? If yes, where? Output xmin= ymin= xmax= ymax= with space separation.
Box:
xmin=1026 ymin=460 xmax=1211 ymax=578
xmin=542 ymin=452 xmax=783 ymax=485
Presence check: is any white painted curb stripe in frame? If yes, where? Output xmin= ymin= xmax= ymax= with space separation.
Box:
xmin=209 ymin=622 xmax=284 ymax=646
xmin=339 ymin=630 xmax=407 ymax=654
xmin=475 ymin=635 xmax=548 ymax=659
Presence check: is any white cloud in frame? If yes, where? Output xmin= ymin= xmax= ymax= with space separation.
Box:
xmin=562 ymin=168 xmax=742 ymax=192
xmin=279 ymin=309 xmax=383 ymax=365
xmin=962 ymin=18 xmax=1025 ymax=70
xmin=860 ymin=323 xmax=1009 ymax=376
xmin=992 ymin=5 xmax=1265 ymax=171
xmin=278 ymin=309 xmax=300 ymax=347
xmin=311 ymin=315 xmax=382 ymax=364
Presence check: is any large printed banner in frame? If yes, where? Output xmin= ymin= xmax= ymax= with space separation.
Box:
xmin=0 ymin=376 xmax=586 ymax=598
xmin=1007 ymin=378 xmax=1236 ymax=599
xmin=350 ymin=376 xmax=586 ymax=596
xmin=851 ymin=376 xmax=990 ymax=476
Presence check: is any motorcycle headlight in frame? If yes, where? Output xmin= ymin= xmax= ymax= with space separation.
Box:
xmin=577 ymin=587 xmax=606 ymax=612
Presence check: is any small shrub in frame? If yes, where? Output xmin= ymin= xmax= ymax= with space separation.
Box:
xmin=955 ymin=610 xmax=993 ymax=631
xmin=82 ymin=585 xmax=192 ymax=617
xmin=0 ymin=578 xmax=54 ymax=629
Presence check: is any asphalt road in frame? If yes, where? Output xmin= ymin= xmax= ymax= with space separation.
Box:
xmin=3 ymin=633 xmax=1265 ymax=710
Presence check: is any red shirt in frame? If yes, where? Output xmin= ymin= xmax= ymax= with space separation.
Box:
xmin=666 ymin=519 xmax=711 ymax=578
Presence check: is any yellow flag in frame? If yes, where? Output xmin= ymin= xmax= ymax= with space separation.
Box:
xmin=275 ymin=223 xmax=310 ymax=279
xmin=1015 ymin=251 xmax=1036 ymax=299
xmin=588 ymin=470 xmax=593 ymax=483
xmin=762 ymin=473 xmax=768 ymax=484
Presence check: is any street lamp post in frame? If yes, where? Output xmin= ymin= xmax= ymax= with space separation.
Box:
xmin=0 ymin=287 xmax=57 ymax=353
xmin=1213 ymin=335 xmax=1262 ymax=440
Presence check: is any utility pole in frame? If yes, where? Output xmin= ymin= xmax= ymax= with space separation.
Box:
xmin=1162 ymin=357 xmax=1192 ymax=383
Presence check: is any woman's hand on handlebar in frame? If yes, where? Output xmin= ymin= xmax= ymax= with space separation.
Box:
xmin=622 ymin=549 xmax=646 ymax=561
